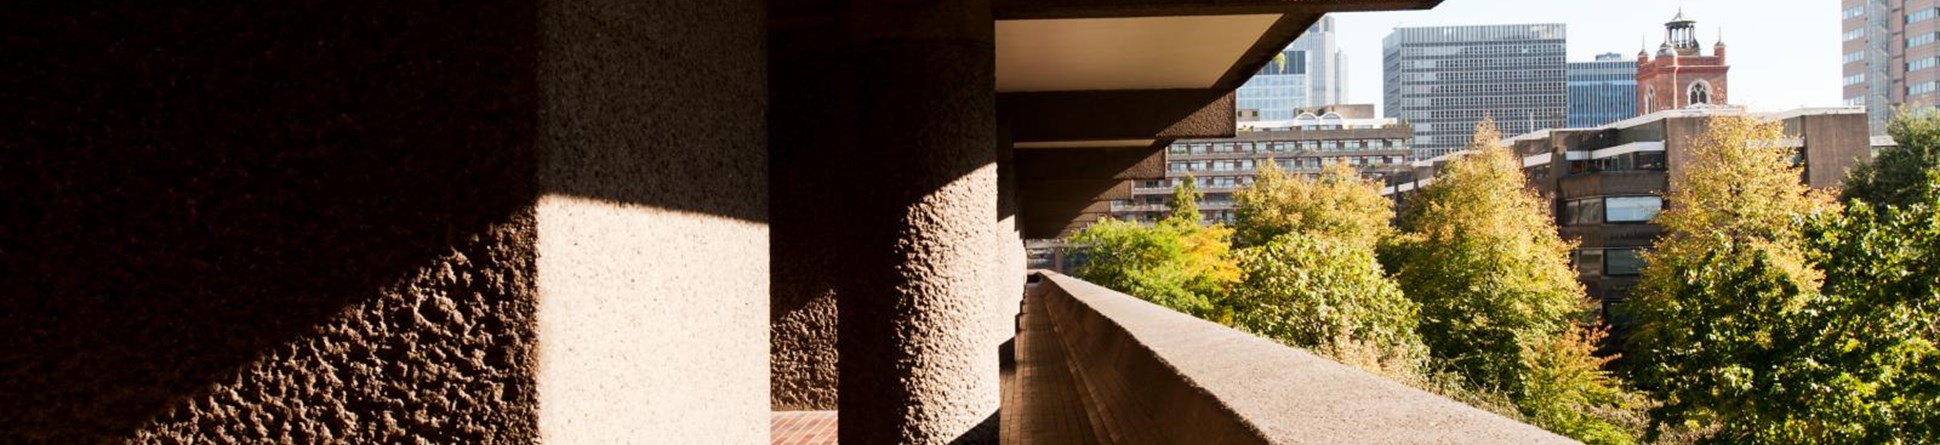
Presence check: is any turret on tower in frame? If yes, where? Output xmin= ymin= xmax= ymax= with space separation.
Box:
xmin=1636 ymin=9 xmax=1731 ymax=114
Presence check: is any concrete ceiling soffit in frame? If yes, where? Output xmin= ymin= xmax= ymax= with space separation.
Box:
xmin=1002 ymin=90 xmax=1235 ymax=143
xmin=1016 ymin=146 xmax=1164 ymax=180
xmin=992 ymin=0 xmax=1446 ymax=20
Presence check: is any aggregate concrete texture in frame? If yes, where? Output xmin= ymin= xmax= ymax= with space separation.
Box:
xmin=835 ymin=0 xmax=1004 ymax=443
xmin=3 ymin=0 xmax=770 ymax=443
xmin=2 ymin=2 xmax=543 ymax=442
xmin=1039 ymin=273 xmax=1577 ymax=444
xmin=540 ymin=0 xmax=768 ymax=442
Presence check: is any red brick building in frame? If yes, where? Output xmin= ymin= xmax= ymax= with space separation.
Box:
xmin=1637 ymin=11 xmax=1730 ymax=114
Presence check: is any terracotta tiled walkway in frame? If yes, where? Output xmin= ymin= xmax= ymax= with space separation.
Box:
xmin=771 ymin=411 xmax=836 ymax=445
xmin=1000 ymin=283 xmax=1102 ymax=444
xmin=771 ymin=282 xmax=1096 ymax=445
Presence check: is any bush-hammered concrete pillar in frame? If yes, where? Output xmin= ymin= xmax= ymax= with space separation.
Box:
xmin=837 ymin=0 xmax=1002 ymax=443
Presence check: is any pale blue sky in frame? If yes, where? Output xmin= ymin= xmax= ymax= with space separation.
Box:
xmin=1331 ymin=0 xmax=1842 ymax=116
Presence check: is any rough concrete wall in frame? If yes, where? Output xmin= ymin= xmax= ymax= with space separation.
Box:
xmin=769 ymin=24 xmax=849 ymax=412
xmin=1801 ymin=113 xmax=1871 ymax=189
xmin=838 ymin=0 xmax=1003 ymax=443
xmin=1 ymin=2 xmax=542 ymax=443
xmin=535 ymin=0 xmax=768 ymax=442
xmin=1038 ymin=274 xmax=1576 ymax=444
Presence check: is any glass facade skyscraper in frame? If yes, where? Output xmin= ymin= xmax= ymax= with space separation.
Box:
xmin=1383 ymin=24 xmax=1568 ymax=159
xmin=1236 ymin=16 xmax=1345 ymax=120
xmin=1567 ymin=53 xmax=1639 ymax=128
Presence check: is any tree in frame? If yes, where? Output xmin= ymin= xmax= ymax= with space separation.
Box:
xmin=1623 ymin=115 xmax=1845 ymax=443
xmin=1798 ymin=175 xmax=1940 ymax=442
xmin=1844 ymin=110 xmax=1940 ymax=208
xmin=1385 ymin=118 xmax=1642 ymax=444
xmin=1070 ymin=176 xmax=1238 ymax=319
xmin=1385 ymin=117 xmax=1587 ymax=394
xmin=1230 ymin=232 xmax=1427 ymax=379
xmin=1170 ymin=173 xmax=1202 ymax=224
xmin=1233 ymin=161 xmax=1394 ymax=248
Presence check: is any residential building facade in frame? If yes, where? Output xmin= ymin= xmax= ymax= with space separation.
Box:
xmin=1843 ymin=0 xmax=1940 ymax=134
xmin=1567 ymin=53 xmax=1639 ymax=128
xmin=1238 ymin=15 xmax=1348 ymax=120
xmin=1386 ymin=108 xmax=1876 ymax=316
xmin=1384 ymin=24 xmax=1568 ymax=160
xmin=1112 ymin=105 xmax=1412 ymax=224
xmin=1637 ymin=11 xmax=1729 ymax=114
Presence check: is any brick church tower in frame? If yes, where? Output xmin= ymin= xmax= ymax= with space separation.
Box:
xmin=1637 ymin=10 xmax=1728 ymax=114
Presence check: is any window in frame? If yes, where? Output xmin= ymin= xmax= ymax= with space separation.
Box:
xmin=1845 ymin=5 xmax=1865 ymax=19
xmin=1912 ymin=8 xmax=1938 ymax=23
xmin=1846 ymin=29 xmax=1867 ymax=42
xmin=1574 ymin=249 xmax=1604 ymax=276
xmin=1913 ymin=82 xmax=1938 ymax=96
xmin=1845 ymin=74 xmax=1867 ymax=86
xmin=1844 ymin=51 xmax=1865 ymax=64
xmin=1688 ymin=81 xmax=1712 ymax=105
xmin=1643 ymin=85 xmax=1655 ymax=111
xmin=1912 ymin=57 xmax=1939 ymax=72
xmin=1604 ymin=249 xmax=1646 ymax=276
xmin=1605 ymin=196 xmax=1663 ymax=223
xmin=1564 ymin=198 xmax=1604 ymax=225
xmin=1913 ymin=32 xmax=1937 ymax=47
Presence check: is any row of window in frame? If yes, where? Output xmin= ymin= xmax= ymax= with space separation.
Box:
xmin=1844 ymin=5 xmax=1865 ymax=19
xmin=1913 ymin=32 xmax=1937 ymax=48
xmin=1912 ymin=8 xmax=1938 ymax=24
xmin=1844 ymin=51 xmax=1865 ymax=64
xmin=1910 ymin=57 xmax=1937 ymax=73
xmin=1845 ymin=28 xmax=1866 ymax=42
xmin=1562 ymin=195 xmax=1663 ymax=226
xmin=1913 ymin=81 xmax=1938 ymax=96
xmin=1168 ymin=139 xmax=1408 ymax=155
xmin=1167 ymin=156 xmax=1406 ymax=173
xmin=1845 ymin=74 xmax=1867 ymax=86
xmin=1575 ymin=248 xmax=1646 ymax=277
xmin=1567 ymin=151 xmax=1667 ymax=175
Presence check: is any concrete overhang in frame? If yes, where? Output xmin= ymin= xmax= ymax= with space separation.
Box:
xmin=1000 ymin=0 xmax=1444 ymax=238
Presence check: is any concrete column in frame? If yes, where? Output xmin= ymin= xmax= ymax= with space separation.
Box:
xmin=838 ymin=0 xmax=1002 ymax=443
xmin=536 ymin=0 xmax=769 ymax=442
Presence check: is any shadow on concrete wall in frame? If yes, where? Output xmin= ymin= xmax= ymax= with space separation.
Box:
xmin=0 ymin=2 xmax=546 ymax=442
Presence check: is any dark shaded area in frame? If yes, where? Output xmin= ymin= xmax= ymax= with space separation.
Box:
xmin=1 ymin=2 xmax=541 ymax=442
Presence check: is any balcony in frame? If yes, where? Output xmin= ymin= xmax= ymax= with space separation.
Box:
xmin=992 ymin=272 xmax=1572 ymax=444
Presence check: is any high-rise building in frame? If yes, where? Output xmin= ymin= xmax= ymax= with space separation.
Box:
xmin=1567 ymin=53 xmax=1639 ymax=128
xmin=1112 ymin=105 xmax=1412 ymax=224
xmin=1843 ymin=0 xmax=1939 ymax=134
xmin=1237 ymin=16 xmax=1347 ymax=120
xmin=1384 ymin=24 xmax=1568 ymax=160
xmin=1636 ymin=10 xmax=1729 ymax=114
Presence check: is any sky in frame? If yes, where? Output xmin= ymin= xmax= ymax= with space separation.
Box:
xmin=1329 ymin=0 xmax=1843 ymax=116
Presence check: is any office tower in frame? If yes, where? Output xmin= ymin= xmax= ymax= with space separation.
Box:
xmin=1844 ymin=0 xmax=1939 ymax=134
xmin=1237 ymin=15 xmax=1348 ymax=120
xmin=1567 ymin=53 xmax=1640 ymax=128
xmin=1384 ymin=24 xmax=1568 ymax=159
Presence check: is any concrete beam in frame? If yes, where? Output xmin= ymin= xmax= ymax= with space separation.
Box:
xmin=1001 ymin=90 xmax=1235 ymax=143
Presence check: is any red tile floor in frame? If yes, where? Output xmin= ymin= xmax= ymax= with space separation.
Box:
xmin=771 ymin=411 xmax=837 ymax=445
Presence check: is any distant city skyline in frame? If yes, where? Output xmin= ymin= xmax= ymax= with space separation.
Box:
xmin=1331 ymin=0 xmax=1841 ymax=118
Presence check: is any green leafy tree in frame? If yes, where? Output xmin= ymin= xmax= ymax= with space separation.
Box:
xmin=1844 ymin=110 xmax=1940 ymax=208
xmin=1385 ymin=117 xmax=1587 ymax=394
xmin=1233 ymin=161 xmax=1394 ymax=248
xmin=1797 ymin=174 xmax=1940 ymax=442
xmin=1171 ymin=173 xmax=1202 ymax=224
xmin=1624 ymin=115 xmax=1845 ymax=443
xmin=1071 ymin=176 xmax=1238 ymax=319
xmin=1230 ymin=232 xmax=1427 ymax=379
xmin=1386 ymin=118 xmax=1642 ymax=443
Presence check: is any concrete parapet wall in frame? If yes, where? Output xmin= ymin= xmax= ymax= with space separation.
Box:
xmin=1036 ymin=273 xmax=1576 ymax=445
